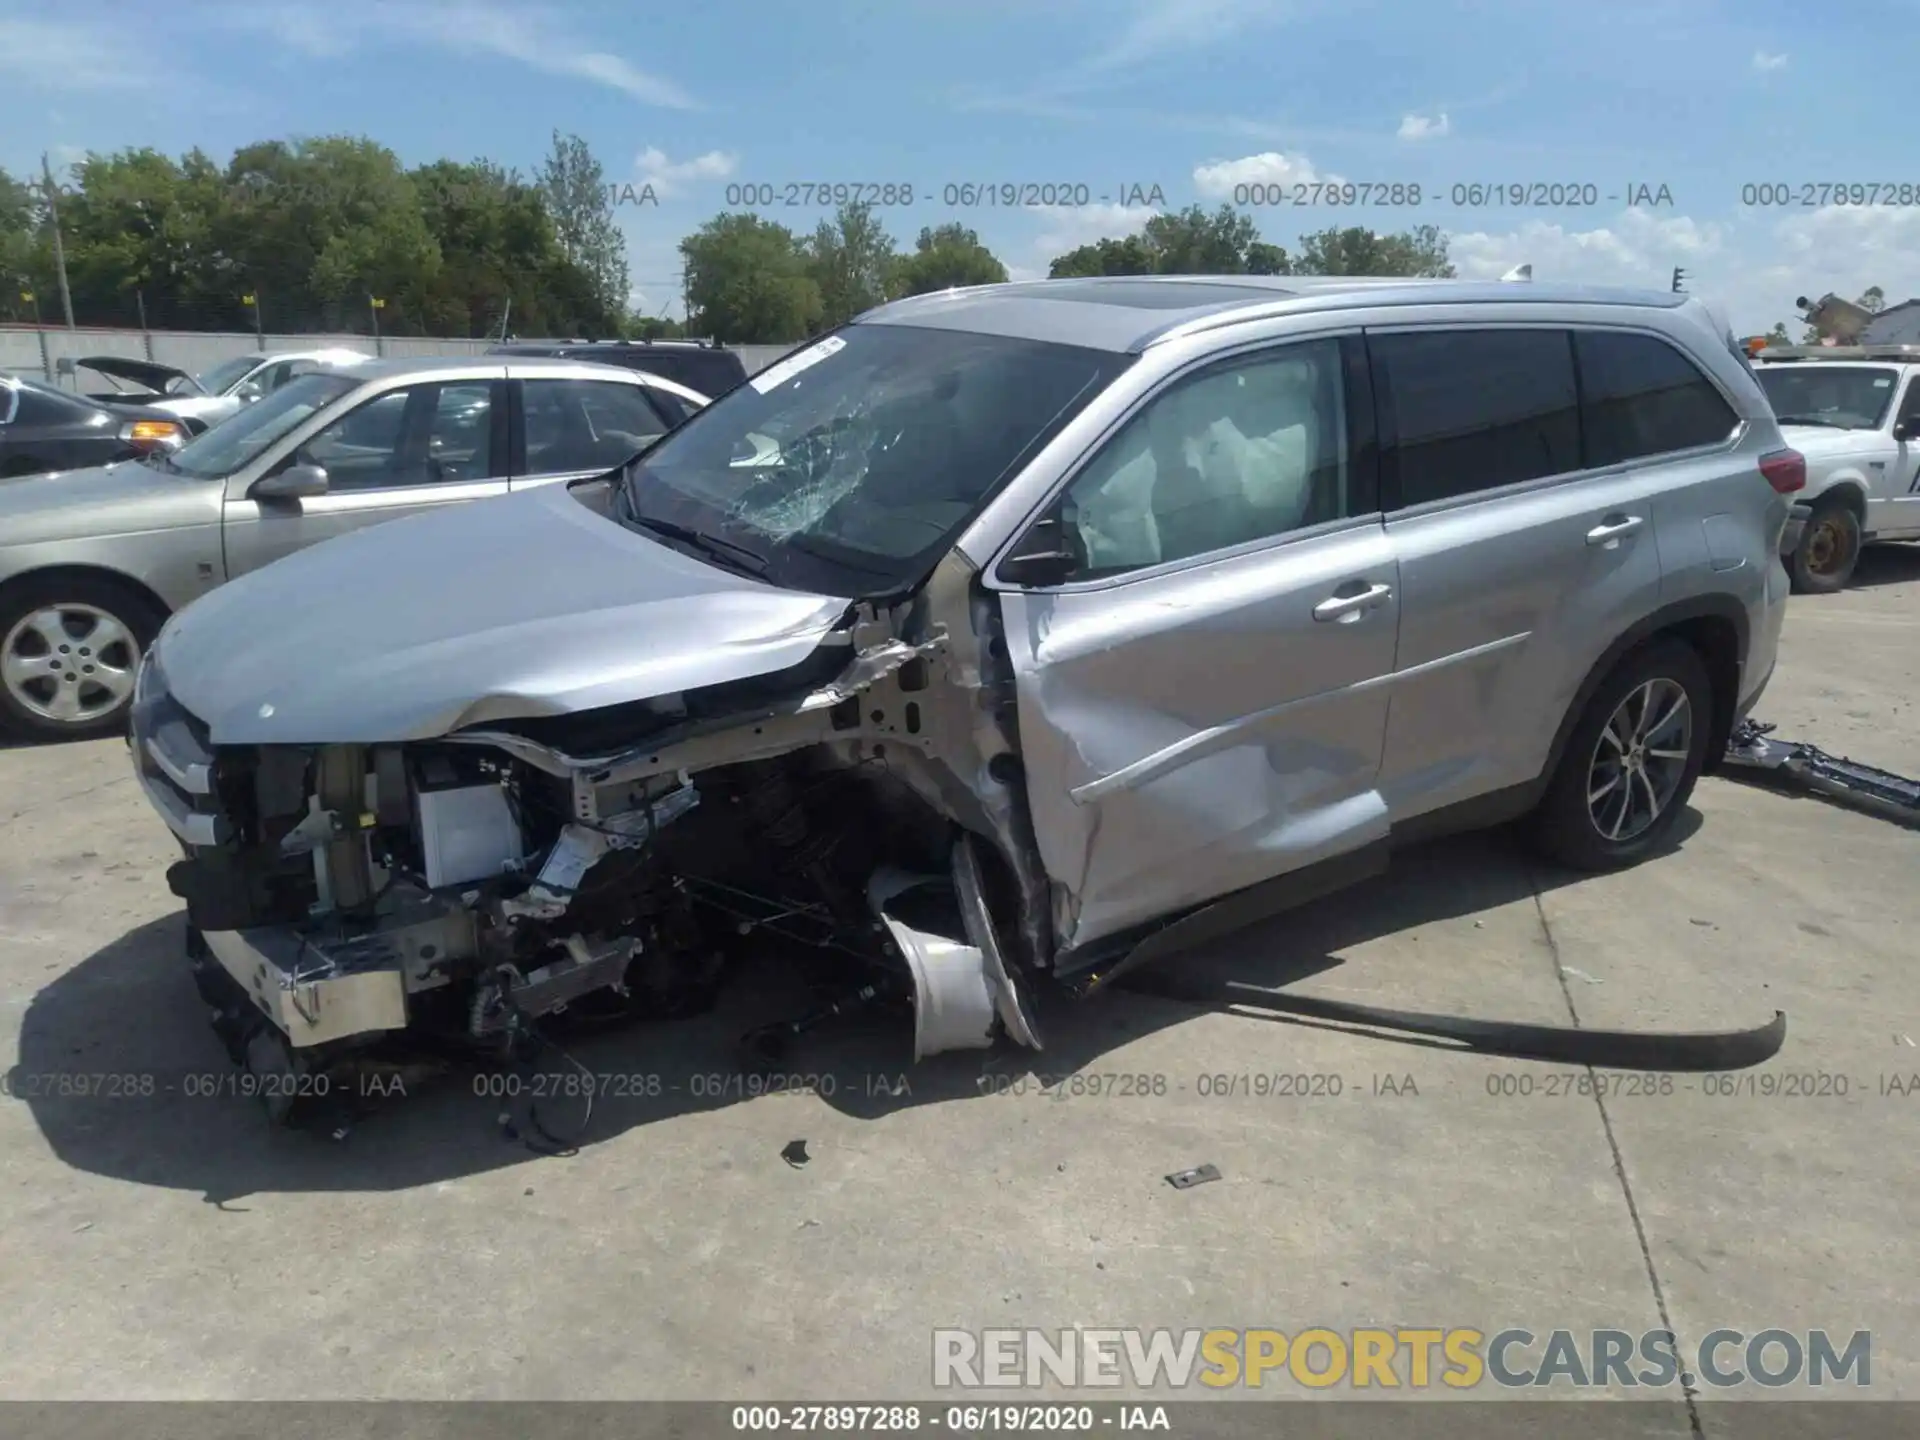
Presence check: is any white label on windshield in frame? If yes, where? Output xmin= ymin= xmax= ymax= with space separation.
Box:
xmin=749 ymin=334 xmax=846 ymax=394
xmin=1873 ymin=377 xmax=1892 ymax=387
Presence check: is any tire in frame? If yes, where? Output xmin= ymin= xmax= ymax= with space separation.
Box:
xmin=1527 ymin=639 xmax=1713 ymax=872
xmin=0 ymin=574 xmax=165 ymax=741
xmin=1789 ymin=497 xmax=1862 ymax=594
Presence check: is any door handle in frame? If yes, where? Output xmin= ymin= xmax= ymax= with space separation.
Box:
xmin=1586 ymin=515 xmax=1644 ymax=546
xmin=1313 ymin=582 xmax=1393 ymax=622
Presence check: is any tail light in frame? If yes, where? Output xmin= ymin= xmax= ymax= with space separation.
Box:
xmin=1759 ymin=448 xmax=1805 ymax=494
xmin=121 ymin=419 xmax=186 ymax=453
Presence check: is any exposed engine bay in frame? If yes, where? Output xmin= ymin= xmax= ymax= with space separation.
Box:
xmin=137 ymin=574 xmax=1051 ymax=1125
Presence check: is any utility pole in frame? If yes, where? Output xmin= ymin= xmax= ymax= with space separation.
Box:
xmin=243 ymin=288 xmax=263 ymax=343
xmin=681 ymin=266 xmax=692 ymax=337
xmin=369 ymin=294 xmax=385 ymax=354
xmin=39 ymin=153 xmax=75 ymax=330
xmin=497 ymin=295 xmax=511 ymax=343
xmin=1671 ymin=267 xmax=1687 ymax=294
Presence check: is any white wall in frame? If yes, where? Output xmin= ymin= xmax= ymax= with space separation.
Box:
xmin=0 ymin=326 xmax=795 ymax=385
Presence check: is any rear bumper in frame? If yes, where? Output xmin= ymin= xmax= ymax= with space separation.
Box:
xmin=1780 ymin=502 xmax=1812 ymax=556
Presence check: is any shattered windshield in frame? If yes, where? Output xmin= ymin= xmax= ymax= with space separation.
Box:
xmin=617 ymin=323 xmax=1131 ymax=596
xmin=1756 ymin=366 xmax=1899 ymax=430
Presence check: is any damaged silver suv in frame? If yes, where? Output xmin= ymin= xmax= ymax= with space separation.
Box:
xmin=129 ymin=275 xmax=1798 ymax=1108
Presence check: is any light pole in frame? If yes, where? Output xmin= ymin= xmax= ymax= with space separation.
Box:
xmin=39 ymin=154 xmax=75 ymax=330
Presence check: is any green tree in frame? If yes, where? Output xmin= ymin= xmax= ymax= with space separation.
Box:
xmin=1858 ymin=285 xmax=1886 ymax=314
xmin=410 ymin=158 xmax=601 ymax=338
xmin=0 ymin=166 xmax=44 ymax=320
xmin=1763 ymin=322 xmax=1792 ymax=346
xmin=1140 ymin=204 xmax=1263 ymax=273
xmin=681 ymin=213 xmax=822 ymax=342
xmin=804 ymin=202 xmax=898 ymax=328
xmin=537 ymin=131 xmax=630 ymax=332
xmin=213 ymin=136 xmax=443 ymax=332
xmin=1292 ymin=223 xmax=1454 ymax=277
xmin=1048 ymin=234 xmax=1155 ymax=277
xmin=1046 ymin=206 xmax=1295 ymax=277
xmin=891 ymin=223 xmax=1008 ymax=296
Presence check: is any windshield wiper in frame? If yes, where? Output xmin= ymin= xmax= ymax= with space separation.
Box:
xmin=629 ymin=514 xmax=770 ymax=578
xmin=1773 ymin=415 xmax=1849 ymax=429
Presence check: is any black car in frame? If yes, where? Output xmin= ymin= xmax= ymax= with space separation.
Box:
xmin=0 ymin=375 xmax=199 ymax=477
xmin=486 ymin=338 xmax=748 ymax=398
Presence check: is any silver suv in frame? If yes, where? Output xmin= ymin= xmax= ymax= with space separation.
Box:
xmin=128 ymin=276 xmax=1799 ymax=1102
xmin=0 ymin=355 xmax=707 ymax=739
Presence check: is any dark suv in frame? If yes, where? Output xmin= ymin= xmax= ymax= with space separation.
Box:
xmin=486 ymin=339 xmax=748 ymax=398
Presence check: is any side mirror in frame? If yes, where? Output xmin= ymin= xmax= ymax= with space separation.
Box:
xmin=1894 ymin=418 xmax=1917 ymax=442
xmin=251 ymin=462 xmax=329 ymax=500
xmin=997 ymin=503 xmax=1086 ymax=588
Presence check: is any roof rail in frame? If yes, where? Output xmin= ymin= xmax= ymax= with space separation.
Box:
xmin=1755 ymin=343 xmax=1920 ymax=362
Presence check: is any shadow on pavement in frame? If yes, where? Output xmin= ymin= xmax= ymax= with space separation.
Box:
xmin=7 ymin=818 xmax=1702 ymax=1202
xmin=1849 ymin=540 xmax=1920 ymax=591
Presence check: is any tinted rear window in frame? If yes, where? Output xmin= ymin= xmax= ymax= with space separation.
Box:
xmin=1373 ymin=329 xmax=1581 ymax=506
xmin=1576 ymin=330 xmax=1739 ymax=464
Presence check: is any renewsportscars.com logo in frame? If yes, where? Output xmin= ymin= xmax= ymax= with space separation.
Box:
xmin=932 ymin=1328 xmax=1872 ymax=1391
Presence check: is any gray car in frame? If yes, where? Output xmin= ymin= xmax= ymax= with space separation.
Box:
xmin=128 ymin=276 xmax=1799 ymax=1114
xmin=0 ymin=354 xmax=708 ymax=739
xmin=74 ymin=349 xmax=374 ymax=428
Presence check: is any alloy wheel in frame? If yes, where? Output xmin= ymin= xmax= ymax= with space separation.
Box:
xmin=1586 ymin=678 xmax=1693 ymax=843
xmin=1 ymin=603 xmax=141 ymax=726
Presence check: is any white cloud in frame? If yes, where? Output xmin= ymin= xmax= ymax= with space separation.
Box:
xmin=1443 ymin=206 xmax=1920 ymax=334
xmin=233 ymin=2 xmax=697 ymax=106
xmin=0 ymin=19 xmax=143 ymax=90
xmin=1027 ymin=201 xmax=1159 ymax=261
xmin=1752 ymin=50 xmax=1788 ymax=72
xmin=1192 ymin=151 xmax=1335 ymax=199
xmin=1450 ymin=208 xmax=1727 ymax=288
xmin=1080 ymin=0 xmax=1282 ymax=75
xmin=633 ymin=147 xmax=737 ymax=198
xmin=1397 ymin=111 xmax=1451 ymax=141
xmin=1765 ymin=205 xmax=1920 ymax=311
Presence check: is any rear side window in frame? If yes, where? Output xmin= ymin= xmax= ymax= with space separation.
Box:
xmin=1576 ymin=330 xmax=1739 ymax=465
xmin=1372 ymin=329 xmax=1580 ymax=506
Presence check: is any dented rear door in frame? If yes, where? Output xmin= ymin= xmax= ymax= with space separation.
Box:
xmin=989 ymin=332 xmax=1400 ymax=951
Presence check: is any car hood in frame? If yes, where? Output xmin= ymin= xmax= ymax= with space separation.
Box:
xmin=156 ymin=481 xmax=855 ymax=746
xmin=78 ymin=355 xmax=203 ymax=396
xmin=1778 ymin=424 xmax=1891 ymax=458
xmin=0 ymin=458 xmax=214 ymax=542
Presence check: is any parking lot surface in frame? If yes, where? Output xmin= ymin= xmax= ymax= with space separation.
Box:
xmin=1 ymin=546 xmax=1915 ymax=1412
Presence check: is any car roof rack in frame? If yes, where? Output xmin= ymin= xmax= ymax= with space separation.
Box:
xmin=1754 ymin=343 xmax=1920 ymax=362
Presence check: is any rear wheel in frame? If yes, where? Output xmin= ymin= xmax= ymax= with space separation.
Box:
xmin=1528 ymin=639 xmax=1712 ymax=872
xmin=0 ymin=575 xmax=164 ymax=741
xmin=1790 ymin=497 xmax=1862 ymax=594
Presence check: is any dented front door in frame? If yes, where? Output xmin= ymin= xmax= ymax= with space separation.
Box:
xmin=989 ymin=334 xmax=1401 ymax=951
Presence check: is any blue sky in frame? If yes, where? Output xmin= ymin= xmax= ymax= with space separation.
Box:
xmin=1 ymin=0 xmax=1913 ymax=333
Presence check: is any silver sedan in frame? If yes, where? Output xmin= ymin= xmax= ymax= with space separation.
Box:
xmin=0 ymin=354 xmax=707 ymax=739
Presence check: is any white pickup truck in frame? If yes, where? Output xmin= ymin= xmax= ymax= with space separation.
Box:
xmin=1751 ymin=344 xmax=1920 ymax=591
